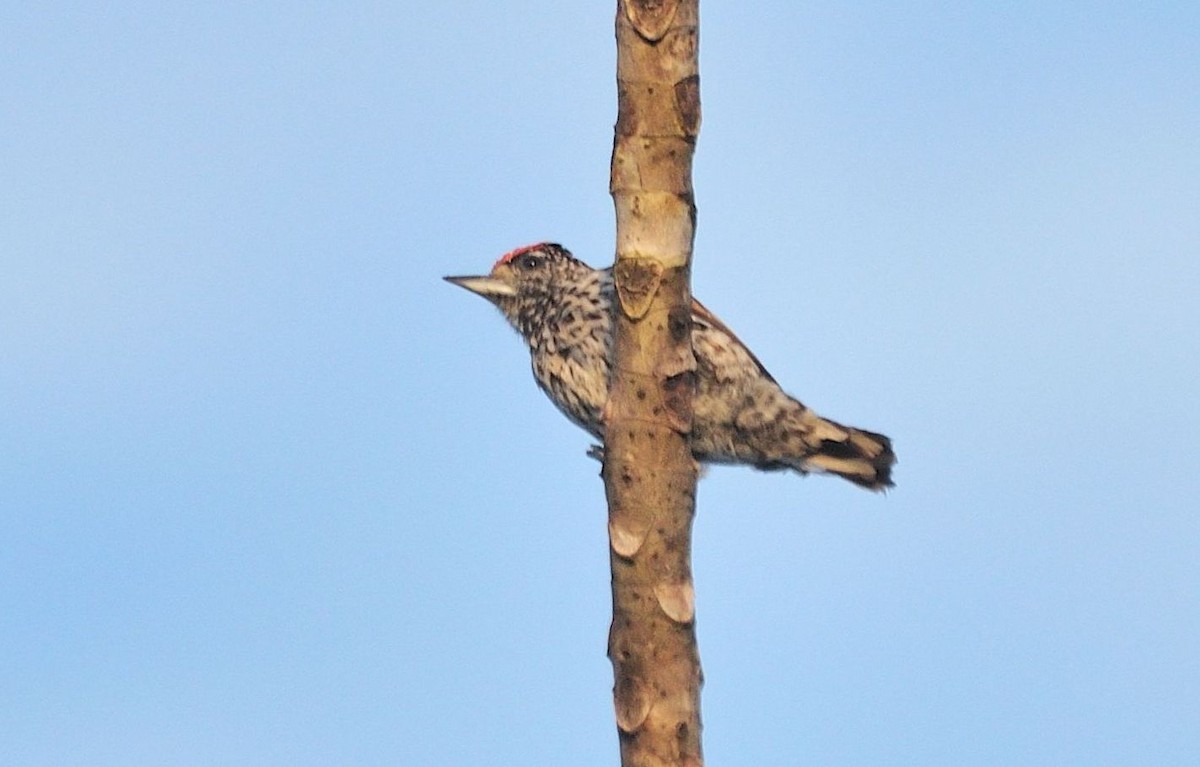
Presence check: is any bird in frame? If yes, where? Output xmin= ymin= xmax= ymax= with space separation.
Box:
xmin=445 ymin=243 xmax=895 ymax=490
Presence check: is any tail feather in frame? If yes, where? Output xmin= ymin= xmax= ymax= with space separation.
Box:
xmin=802 ymin=424 xmax=895 ymax=491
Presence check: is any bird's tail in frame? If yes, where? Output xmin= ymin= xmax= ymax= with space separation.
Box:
xmin=799 ymin=418 xmax=895 ymax=491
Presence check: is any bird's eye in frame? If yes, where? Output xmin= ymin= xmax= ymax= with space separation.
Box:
xmin=519 ymin=254 xmax=542 ymax=270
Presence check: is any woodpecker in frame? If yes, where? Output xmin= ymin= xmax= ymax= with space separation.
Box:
xmin=445 ymin=243 xmax=895 ymax=490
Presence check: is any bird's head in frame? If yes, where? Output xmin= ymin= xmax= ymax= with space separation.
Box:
xmin=444 ymin=242 xmax=596 ymax=337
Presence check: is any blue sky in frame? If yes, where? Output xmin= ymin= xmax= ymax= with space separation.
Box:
xmin=2 ymin=3 xmax=1197 ymax=765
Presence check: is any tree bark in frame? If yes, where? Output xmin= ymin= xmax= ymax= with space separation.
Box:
xmin=604 ymin=1 xmax=703 ymax=765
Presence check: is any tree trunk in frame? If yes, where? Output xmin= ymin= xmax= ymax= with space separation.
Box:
xmin=604 ymin=1 xmax=703 ymax=765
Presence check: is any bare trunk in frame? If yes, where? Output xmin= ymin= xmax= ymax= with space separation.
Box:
xmin=605 ymin=1 xmax=703 ymax=765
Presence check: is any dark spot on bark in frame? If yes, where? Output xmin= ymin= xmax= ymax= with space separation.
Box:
xmin=636 ymin=388 xmax=646 ymax=401
xmin=668 ymin=304 xmax=691 ymax=343
xmin=615 ymin=83 xmax=637 ymax=136
xmin=663 ymin=371 xmax=696 ymax=428
xmin=674 ymin=74 xmax=701 ymax=137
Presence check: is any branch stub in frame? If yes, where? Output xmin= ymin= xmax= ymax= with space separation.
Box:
xmin=614 ymin=257 xmax=665 ymax=320
xmin=623 ymin=0 xmax=681 ymax=43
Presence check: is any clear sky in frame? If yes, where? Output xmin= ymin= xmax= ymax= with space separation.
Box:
xmin=3 ymin=3 xmax=1197 ymax=765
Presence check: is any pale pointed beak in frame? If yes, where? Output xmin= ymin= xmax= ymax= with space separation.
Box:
xmin=443 ymin=274 xmax=517 ymax=300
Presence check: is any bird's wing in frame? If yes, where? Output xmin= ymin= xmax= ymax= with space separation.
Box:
xmin=690 ymin=298 xmax=777 ymax=384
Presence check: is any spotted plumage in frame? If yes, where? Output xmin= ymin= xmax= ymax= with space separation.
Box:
xmin=446 ymin=243 xmax=895 ymax=490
